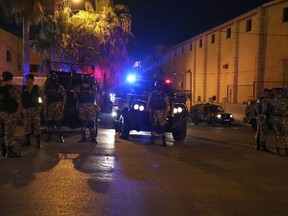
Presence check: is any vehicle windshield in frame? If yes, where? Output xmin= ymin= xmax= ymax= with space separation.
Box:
xmin=208 ymin=105 xmax=224 ymax=112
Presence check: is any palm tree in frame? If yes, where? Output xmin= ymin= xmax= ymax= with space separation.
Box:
xmin=33 ymin=0 xmax=132 ymax=90
xmin=0 ymin=0 xmax=54 ymax=80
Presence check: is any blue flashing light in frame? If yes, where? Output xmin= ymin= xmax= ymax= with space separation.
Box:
xmin=127 ymin=74 xmax=137 ymax=83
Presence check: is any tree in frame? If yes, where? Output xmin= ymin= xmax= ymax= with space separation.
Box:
xmin=33 ymin=0 xmax=132 ymax=90
xmin=0 ymin=0 xmax=54 ymax=80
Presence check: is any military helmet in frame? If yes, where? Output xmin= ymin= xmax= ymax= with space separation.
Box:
xmin=154 ymin=80 xmax=164 ymax=91
xmin=48 ymin=72 xmax=58 ymax=82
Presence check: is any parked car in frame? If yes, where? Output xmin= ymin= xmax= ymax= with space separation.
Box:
xmin=190 ymin=103 xmax=234 ymax=126
xmin=243 ymin=99 xmax=257 ymax=130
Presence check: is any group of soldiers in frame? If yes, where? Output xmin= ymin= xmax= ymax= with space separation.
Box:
xmin=255 ymin=87 xmax=288 ymax=156
xmin=0 ymin=71 xmax=99 ymax=158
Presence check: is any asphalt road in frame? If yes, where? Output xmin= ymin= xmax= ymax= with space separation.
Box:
xmin=0 ymin=122 xmax=287 ymax=216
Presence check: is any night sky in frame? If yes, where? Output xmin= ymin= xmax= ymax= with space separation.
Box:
xmin=0 ymin=0 xmax=275 ymax=61
xmin=115 ymin=0 xmax=274 ymax=60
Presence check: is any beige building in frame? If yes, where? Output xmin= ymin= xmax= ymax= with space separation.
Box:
xmin=0 ymin=28 xmax=47 ymax=78
xmin=157 ymin=0 xmax=288 ymax=113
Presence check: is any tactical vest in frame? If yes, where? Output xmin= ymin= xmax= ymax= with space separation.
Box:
xmin=0 ymin=85 xmax=18 ymax=113
xmin=256 ymin=97 xmax=264 ymax=115
xmin=45 ymin=84 xmax=63 ymax=103
xmin=79 ymin=85 xmax=95 ymax=103
xmin=149 ymin=91 xmax=167 ymax=110
xmin=21 ymin=85 xmax=39 ymax=109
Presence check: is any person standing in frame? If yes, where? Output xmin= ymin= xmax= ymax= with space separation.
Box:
xmin=146 ymin=80 xmax=170 ymax=147
xmin=271 ymin=88 xmax=288 ymax=156
xmin=255 ymin=88 xmax=271 ymax=152
xmin=43 ymin=73 xmax=66 ymax=143
xmin=21 ymin=74 xmax=44 ymax=148
xmin=0 ymin=71 xmax=21 ymax=157
xmin=74 ymin=74 xmax=99 ymax=143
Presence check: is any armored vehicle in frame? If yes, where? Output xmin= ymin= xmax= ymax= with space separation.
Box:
xmin=113 ymin=76 xmax=189 ymax=141
xmin=43 ymin=62 xmax=100 ymax=129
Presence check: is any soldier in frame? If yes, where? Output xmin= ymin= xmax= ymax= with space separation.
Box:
xmin=74 ymin=74 xmax=99 ymax=143
xmin=146 ymin=80 xmax=170 ymax=147
xmin=21 ymin=74 xmax=44 ymax=148
xmin=43 ymin=73 xmax=66 ymax=143
xmin=255 ymin=88 xmax=271 ymax=152
xmin=271 ymin=88 xmax=288 ymax=156
xmin=0 ymin=71 xmax=21 ymax=157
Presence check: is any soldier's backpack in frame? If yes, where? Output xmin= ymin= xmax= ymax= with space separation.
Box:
xmin=0 ymin=85 xmax=18 ymax=113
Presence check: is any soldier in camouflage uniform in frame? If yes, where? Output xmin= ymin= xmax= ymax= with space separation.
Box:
xmin=74 ymin=74 xmax=99 ymax=143
xmin=146 ymin=80 xmax=170 ymax=147
xmin=43 ymin=73 xmax=66 ymax=143
xmin=271 ymin=88 xmax=288 ymax=156
xmin=255 ymin=88 xmax=271 ymax=152
xmin=21 ymin=74 xmax=44 ymax=148
xmin=0 ymin=71 xmax=21 ymax=157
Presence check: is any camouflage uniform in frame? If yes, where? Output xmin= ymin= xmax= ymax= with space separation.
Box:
xmin=43 ymin=80 xmax=66 ymax=142
xmin=271 ymin=89 xmax=288 ymax=155
xmin=21 ymin=74 xmax=44 ymax=148
xmin=255 ymin=89 xmax=271 ymax=151
xmin=146 ymin=81 xmax=170 ymax=146
xmin=0 ymin=72 xmax=21 ymax=157
xmin=74 ymin=80 xmax=98 ymax=143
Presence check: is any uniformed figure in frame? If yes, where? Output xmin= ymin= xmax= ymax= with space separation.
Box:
xmin=0 ymin=71 xmax=21 ymax=157
xmin=255 ymin=88 xmax=271 ymax=151
xmin=74 ymin=74 xmax=99 ymax=143
xmin=21 ymin=74 xmax=44 ymax=148
xmin=146 ymin=80 xmax=170 ymax=147
xmin=43 ymin=73 xmax=66 ymax=143
xmin=271 ymin=88 xmax=288 ymax=156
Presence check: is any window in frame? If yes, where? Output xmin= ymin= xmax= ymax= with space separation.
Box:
xmin=226 ymin=28 xmax=231 ymax=39
xmin=6 ymin=50 xmax=11 ymax=62
xmin=211 ymin=34 xmax=215 ymax=44
xmin=283 ymin=7 xmax=288 ymax=22
xmin=246 ymin=19 xmax=252 ymax=32
xmin=189 ymin=43 xmax=193 ymax=51
xmin=199 ymin=39 xmax=202 ymax=48
xmin=30 ymin=64 xmax=39 ymax=73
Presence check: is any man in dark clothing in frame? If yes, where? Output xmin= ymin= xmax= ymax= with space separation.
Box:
xmin=43 ymin=73 xmax=66 ymax=143
xmin=74 ymin=74 xmax=99 ymax=143
xmin=21 ymin=74 xmax=44 ymax=148
xmin=0 ymin=71 xmax=21 ymax=157
xmin=146 ymin=80 xmax=170 ymax=147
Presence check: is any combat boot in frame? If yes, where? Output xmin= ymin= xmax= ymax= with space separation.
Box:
xmin=145 ymin=135 xmax=155 ymax=145
xmin=79 ymin=131 xmax=86 ymax=143
xmin=161 ymin=135 xmax=168 ymax=147
xmin=58 ymin=134 xmax=64 ymax=143
xmin=36 ymin=134 xmax=42 ymax=148
xmin=260 ymin=142 xmax=269 ymax=152
xmin=255 ymin=139 xmax=261 ymax=150
xmin=275 ymin=147 xmax=281 ymax=156
xmin=22 ymin=133 xmax=31 ymax=147
xmin=6 ymin=146 xmax=21 ymax=158
xmin=90 ymin=131 xmax=98 ymax=143
xmin=1 ymin=143 xmax=7 ymax=156
xmin=45 ymin=131 xmax=52 ymax=142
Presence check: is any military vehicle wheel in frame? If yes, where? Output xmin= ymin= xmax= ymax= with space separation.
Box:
xmin=172 ymin=121 xmax=187 ymax=141
xmin=119 ymin=115 xmax=130 ymax=139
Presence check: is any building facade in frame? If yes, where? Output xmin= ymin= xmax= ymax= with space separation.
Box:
xmin=157 ymin=0 xmax=288 ymax=108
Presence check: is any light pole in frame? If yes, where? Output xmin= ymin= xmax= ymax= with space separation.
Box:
xmin=186 ymin=69 xmax=192 ymax=108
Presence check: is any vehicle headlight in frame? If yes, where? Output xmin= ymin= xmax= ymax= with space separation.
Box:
xmin=139 ymin=105 xmax=145 ymax=111
xmin=216 ymin=114 xmax=222 ymax=119
xmin=38 ymin=97 xmax=42 ymax=104
xmin=133 ymin=104 xmax=139 ymax=110
xmin=173 ymin=107 xmax=183 ymax=114
xmin=112 ymin=111 xmax=117 ymax=117
xmin=230 ymin=114 xmax=233 ymax=118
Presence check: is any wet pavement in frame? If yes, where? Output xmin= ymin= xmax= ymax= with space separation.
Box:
xmin=0 ymin=124 xmax=288 ymax=216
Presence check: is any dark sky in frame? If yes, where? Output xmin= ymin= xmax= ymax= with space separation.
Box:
xmin=0 ymin=0 xmax=274 ymax=61
xmin=115 ymin=0 xmax=274 ymax=60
